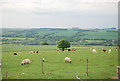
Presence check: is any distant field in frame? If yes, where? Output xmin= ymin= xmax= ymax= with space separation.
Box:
xmin=79 ymin=31 xmax=118 ymax=40
xmin=2 ymin=45 xmax=118 ymax=79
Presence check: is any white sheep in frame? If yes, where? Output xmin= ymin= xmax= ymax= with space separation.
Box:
xmin=21 ymin=59 xmax=30 ymax=65
xmin=92 ymin=49 xmax=97 ymax=53
xmin=108 ymin=49 xmax=111 ymax=53
xmin=65 ymin=57 xmax=71 ymax=63
xmin=29 ymin=51 xmax=33 ymax=54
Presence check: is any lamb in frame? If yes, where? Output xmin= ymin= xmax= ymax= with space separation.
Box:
xmin=108 ymin=49 xmax=111 ymax=53
xmin=92 ymin=49 xmax=97 ymax=53
xmin=21 ymin=59 xmax=30 ymax=65
xmin=65 ymin=57 xmax=71 ymax=63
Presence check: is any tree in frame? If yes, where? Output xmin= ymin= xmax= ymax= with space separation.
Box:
xmin=57 ymin=39 xmax=70 ymax=52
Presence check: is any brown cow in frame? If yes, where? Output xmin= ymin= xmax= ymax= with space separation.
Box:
xmin=116 ymin=46 xmax=119 ymax=50
xmin=33 ymin=51 xmax=35 ymax=53
xmin=102 ymin=48 xmax=107 ymax=52
xmin=36 ymin=51 xmax=39 ymax=53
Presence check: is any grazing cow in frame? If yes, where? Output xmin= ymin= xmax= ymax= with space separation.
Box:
xmin=14 ymin=53 xmax=17 ymax=55
xmin=116 ymin=46 xmax=119 ymax=50
xmin=36 ymin=51 xmax=39 ymax=53
xmin=92 ymin=49 xmax=97 ymax=53
xmin=33 ymin=51 xmax=35 ymax=53
xmin=57 ymin=49 xmax=59 ymax=51
xmin=72 ymin=48 xmax=76 ymax=51
xmin=102 ymin=48 xmax=107 ymax=52
xmin=68 ymin=49 xmax=71 ymax=51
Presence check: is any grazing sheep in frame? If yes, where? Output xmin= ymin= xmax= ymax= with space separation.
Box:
xmin=65 ymin=57 xmax=71 ymax=63
xmin=21 ymin=59 xmax=30 ymax=65
xmin=108 ymin=49 xmax=111 ymax=53
xmin=92 ymin=49 xmax=97 ymax=53
xmin=29 ymin=51 xmax=33 ymax=54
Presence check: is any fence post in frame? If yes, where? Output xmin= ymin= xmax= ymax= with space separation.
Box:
xmin=1 ymin=59 xmax=2 ymax=74
xmin=5 ymin=70 xmax=7 ymax=81
xmin=87 ymin=59 xmax=88 ymax=76
xmin=1 ymin=59 xmax=2 ymax=80
xmin=41 ymin=58 xmax=43 ymax=74
xmin=117 ymin=66 xmax=120 ymax=81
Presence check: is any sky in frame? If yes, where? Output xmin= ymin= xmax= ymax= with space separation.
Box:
xmin=0 ymin=0 xmax=119 ymax=29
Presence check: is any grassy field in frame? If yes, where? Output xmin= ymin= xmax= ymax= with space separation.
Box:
xmin=2 ymin=45 xmax=118 ymax=79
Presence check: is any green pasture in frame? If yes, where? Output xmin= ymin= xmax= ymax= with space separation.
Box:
xmin=2 ymin=45 xmax=118 ymax=79
xmin=80 ymin=31 xmax=118 ymax=40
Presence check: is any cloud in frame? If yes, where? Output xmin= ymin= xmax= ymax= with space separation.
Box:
xmin=0 ymin=0 xmax=118 ymax=28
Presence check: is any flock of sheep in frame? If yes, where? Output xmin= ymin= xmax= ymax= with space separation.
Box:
xmin=13 ymin=46 xmax=119 ymax=65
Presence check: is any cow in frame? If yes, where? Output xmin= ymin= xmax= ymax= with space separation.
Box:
xmin=36 ymin=51 xmax=39 ymax=53
xmin=68 ymin=49 xmax=71 ymax=51
xmin=102 ymin=48 xmax=107 ymax=52
xmin=14 ymin=53 xmax=17 ymax=55
xmin=116 ymin=46 xmax=119 ymax=50
xmin=33 ymin=51 xmax=35 ymax=53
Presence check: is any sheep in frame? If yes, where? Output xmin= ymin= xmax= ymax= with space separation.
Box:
xmin=21 ymin=59 xmax=30 ymax=65
xmin=65 ymin=57 xmax=71 ymax=63
xmin=29 ymin=51 xmax=33 ymax=54
xmin=108 ymin=49 xmax=111 ymax=53
xmin=92 ymin=49 xmax=97 ymax=53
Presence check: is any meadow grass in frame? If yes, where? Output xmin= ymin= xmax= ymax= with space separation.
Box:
xmin=2 ymin=45 xmax=118 ymax=79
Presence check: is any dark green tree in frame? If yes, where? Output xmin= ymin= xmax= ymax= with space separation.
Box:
xmin=57 ymin=39 xmax=70 ymax=52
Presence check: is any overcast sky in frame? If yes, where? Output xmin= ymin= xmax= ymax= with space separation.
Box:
xmin=0 ymin=0 xmax=119 ymax=29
